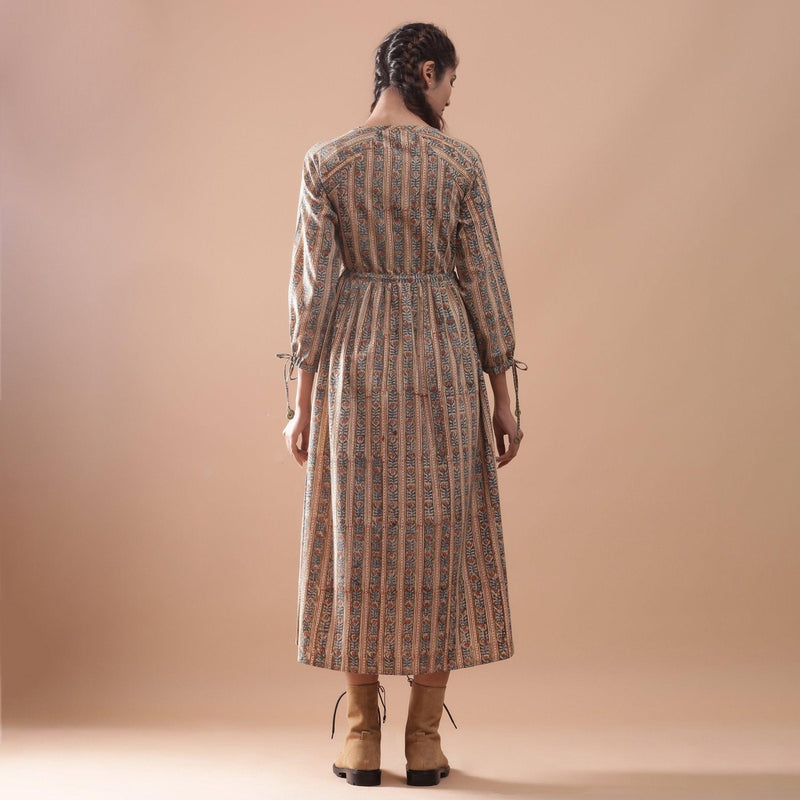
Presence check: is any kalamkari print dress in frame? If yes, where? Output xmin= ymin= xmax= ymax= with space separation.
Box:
xmin=277 ymin=123 xmax=526 ymax=675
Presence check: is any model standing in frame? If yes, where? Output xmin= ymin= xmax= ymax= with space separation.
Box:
xmin=277 ymin=22 xmax=526 ymax=787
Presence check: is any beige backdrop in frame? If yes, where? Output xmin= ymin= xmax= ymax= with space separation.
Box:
xmin=1 ymin=0 xmax=798 ymax=732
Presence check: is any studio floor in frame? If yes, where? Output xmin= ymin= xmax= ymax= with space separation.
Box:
xmin=1 ymin=722 xmax=798 ymax=799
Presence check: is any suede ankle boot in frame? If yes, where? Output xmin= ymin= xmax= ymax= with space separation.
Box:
xmin=330 ymin=680 xmax=387 ymax=786
xmin=404 ymin=676 xmax=458 ymax=786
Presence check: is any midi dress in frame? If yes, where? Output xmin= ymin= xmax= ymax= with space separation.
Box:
xmin=277 ymin=123 xmax=526 ymax=675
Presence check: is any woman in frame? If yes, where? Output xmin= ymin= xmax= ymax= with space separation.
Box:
xmin=277 ymin=22 xmax=526 ymax=787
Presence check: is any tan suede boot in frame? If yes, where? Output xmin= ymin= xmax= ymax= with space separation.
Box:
xmin=404 ymin=677 xmax=457 ymax=786
xmin=331 ymin=680 xmax=386 ymax=786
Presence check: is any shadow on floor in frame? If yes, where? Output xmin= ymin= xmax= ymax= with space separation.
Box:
xmin=376 ymin=768 xmax=800 ymax=799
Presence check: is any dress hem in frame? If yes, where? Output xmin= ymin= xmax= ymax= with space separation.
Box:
xmin=295 ymin=646 xmax=514 ymax=675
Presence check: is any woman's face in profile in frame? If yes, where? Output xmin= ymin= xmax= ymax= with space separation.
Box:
xmin=427 ymin=67 xmax=457 ymax=117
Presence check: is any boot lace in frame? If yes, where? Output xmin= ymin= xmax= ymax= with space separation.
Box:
xmin=406 ymin=674 xmax=458 ymax=729
xmin=330 ymin=681 xmax=387 ymax=739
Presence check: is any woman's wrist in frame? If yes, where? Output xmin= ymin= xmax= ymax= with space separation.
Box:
xmin=488 ymin=368 xmax=510 ymax=405
xmin=295 ymin=366 xmax=315 ymax=411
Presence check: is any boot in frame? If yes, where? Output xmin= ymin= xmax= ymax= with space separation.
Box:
xmin=404 ymin=676 xmax=458 ymax=786
xmin=330 ymin=680 xmax=386 ymax=786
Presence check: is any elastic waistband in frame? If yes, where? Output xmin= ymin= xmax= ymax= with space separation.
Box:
xmin=341 ymin=270 xmax=457 ymax=282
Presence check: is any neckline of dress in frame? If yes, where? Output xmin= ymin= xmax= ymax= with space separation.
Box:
xmin=355 ymin=124 xmax=433 ymax=131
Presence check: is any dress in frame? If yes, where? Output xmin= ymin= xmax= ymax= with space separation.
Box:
xmin=277 ymin=123 xmax=526 ymax=675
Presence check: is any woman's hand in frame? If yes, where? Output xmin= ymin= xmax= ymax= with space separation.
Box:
xmin=492 ymin=401 xmax=523 ymax=468
xmin=282 ymin=367 xmax=316 ymax=467
xmin=283 ymin=407 xmax=312 ymax=467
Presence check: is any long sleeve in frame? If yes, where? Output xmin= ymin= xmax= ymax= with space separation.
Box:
xmin=287 ymin=148 xmax=343 ymax=373
xmin=453 ymin=151 xmax=517 ymax=375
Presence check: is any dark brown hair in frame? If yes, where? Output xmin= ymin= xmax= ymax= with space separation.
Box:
xmin=370 ymin=23 xmax=459 ymax=131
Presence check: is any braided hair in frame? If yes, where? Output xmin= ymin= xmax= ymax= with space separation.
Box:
xmin=371 ymin=23 xmax=458 ymax=131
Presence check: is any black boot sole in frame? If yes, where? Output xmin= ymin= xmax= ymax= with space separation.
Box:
xmin=406 ymin=765 xmax=450 ymax=786
xmin=333 ymin=762 xmax=382 ymax=786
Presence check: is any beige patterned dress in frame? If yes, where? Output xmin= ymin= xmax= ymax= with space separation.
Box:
xmin=278 ymin=123 xmax=525 ymax=675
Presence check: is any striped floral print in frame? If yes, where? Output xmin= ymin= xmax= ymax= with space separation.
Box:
xmin=282 ymin=124 xmax=522 ymax=674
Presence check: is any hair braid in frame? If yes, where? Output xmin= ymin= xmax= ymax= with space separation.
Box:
xmin=369 ymin=23 xmax=458 ymax=131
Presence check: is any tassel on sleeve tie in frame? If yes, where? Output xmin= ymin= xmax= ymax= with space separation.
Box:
xmin=511 ymin=357 xmax=528 ymax=445
xmin=275 ymin=352 xmax=298 ymax=419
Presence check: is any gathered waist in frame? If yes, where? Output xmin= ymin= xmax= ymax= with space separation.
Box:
xmin=340 ymin=269 xmax=457 ymax=282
